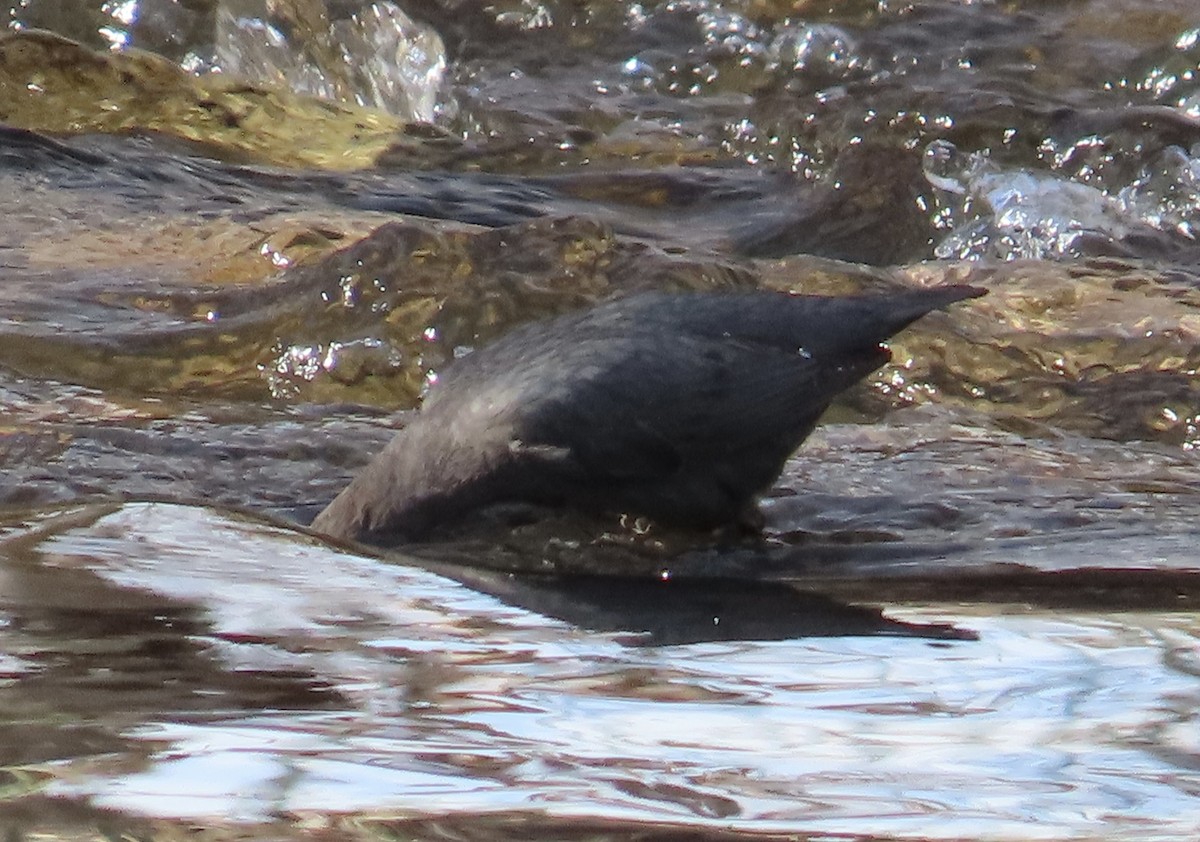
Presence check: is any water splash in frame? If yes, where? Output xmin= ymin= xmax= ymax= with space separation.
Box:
xmin=331 ymin=2 xmax=448 ymax=123
xmin=1117 ymin=144 xmax=1200 ymax=240
xmin=923 ymin=139 xmax=1200 ymax=260
xmin=925 ymin=140 xmax=1129 ymax=260
xmin=621 ymin=7 xmax=865 ymax=106
xmin=213 ymin=0 xmax=447 ymax=122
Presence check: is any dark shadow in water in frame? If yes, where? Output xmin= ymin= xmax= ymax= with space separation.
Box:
xmin=445 ymin=567 xmax=977 ymax=645
xmin=3 ymin=500 xmax=977 ymax=651
xmin=395 ymin=504 xmax=1200 ymax=614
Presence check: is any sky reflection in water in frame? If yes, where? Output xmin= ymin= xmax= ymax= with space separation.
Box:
xmin=0 ymin=503 xmax=1194 ymax=839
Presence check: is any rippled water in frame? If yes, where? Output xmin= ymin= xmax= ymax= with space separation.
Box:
xmin=3 ymin=0 xmax=1200 ymax=839
xmin=4 ymin=503 xmax=1200 ymax=840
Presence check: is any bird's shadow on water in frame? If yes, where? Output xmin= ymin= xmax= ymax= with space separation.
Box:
xmin=372 ymin=508 xmax=980 ymax=645
xmin=438 ymin=566 xmax=978 ymax=645
xmin=371 ymin=499 xmax=1200 ymax=645
xmin=2 ymin=498 xmax=978 ymax=648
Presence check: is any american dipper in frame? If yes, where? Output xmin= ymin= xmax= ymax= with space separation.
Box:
xmin=312 ymin=285 xmax=984 ymax=545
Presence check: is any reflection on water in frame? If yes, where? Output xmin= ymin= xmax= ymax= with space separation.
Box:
xmin=1 ymin=503 xmax=1199 ymax=839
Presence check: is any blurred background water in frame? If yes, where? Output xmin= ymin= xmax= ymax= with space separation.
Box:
xmin=2 ymin=1 xmax=1200 ymax=839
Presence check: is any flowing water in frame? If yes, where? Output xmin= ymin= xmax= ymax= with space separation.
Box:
xmin=3 ymin=1 xmax=1200 ymax=839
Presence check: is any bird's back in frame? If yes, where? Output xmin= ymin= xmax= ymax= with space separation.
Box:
xmin=314 ymin=285 xmax=984 ymax=543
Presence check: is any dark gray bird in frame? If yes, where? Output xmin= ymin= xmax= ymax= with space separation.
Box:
xmin=312 ymin=285 xmax=984 ymax=545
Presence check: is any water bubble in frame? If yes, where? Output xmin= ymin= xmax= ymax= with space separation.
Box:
xmin=259 ymin=241 xmax=291 ymax=269
xmin=622 ymin=56 xmax=653 ymax=77
xmin=1181 ymin=91 xmax=1200 ymax=118
xmin=262 ymin=342 xmax=322 ymax=398
xmin=769 ymin=22 xmax=859 ymax=76
xmin=699 ymin=8 xmax=765 ymax=61
xmin=1123 ymin=25 xmax=1200 ymax=108
xmin=338 ymin=275 xmax=359 ymax=307
xmin=619 ymin=514 xmax=653 ymax=535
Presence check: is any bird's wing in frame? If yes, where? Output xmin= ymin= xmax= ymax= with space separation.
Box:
xmin=513 ymin=329 xmax=887 ymax=482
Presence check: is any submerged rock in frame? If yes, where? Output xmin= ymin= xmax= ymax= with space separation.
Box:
xmin=312 ymin=285 xmax=985 ymax=545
